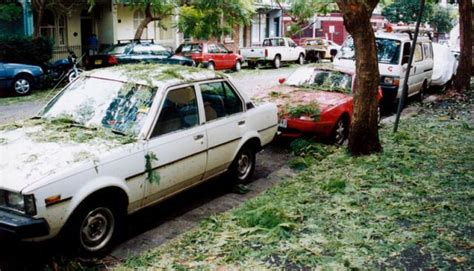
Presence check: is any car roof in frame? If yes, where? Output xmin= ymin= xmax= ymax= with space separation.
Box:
xmin=83 ymin=64 xmax=225 ymax=88
xmin=375 ymin=31 xmax=432 ymax=42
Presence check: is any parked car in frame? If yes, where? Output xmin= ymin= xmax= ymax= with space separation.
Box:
xmin=431 ymin=43 xmax=457 ymax=87
xmin=334 ymin=28 xmax=433 ymax=106
xmin=239 ymin=37 xmax=306 ymax=69
xmin=0 ymin=64 xmax=277 ymax=256
xmin=175 ymin=42 xmax=244 ymax=71
xmin=86 ymin=40 xmax=195 ymax=69
xmin=256 ymin=65 xmax=382 ymax=145
xmin=0 ymin=62 xmax=44 ymax=96
xmin=300 ymin=38 xmax=341 ymax=62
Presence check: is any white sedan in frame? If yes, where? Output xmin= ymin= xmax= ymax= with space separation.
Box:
xmin=0 ymin=64 xmax=278 ymax=256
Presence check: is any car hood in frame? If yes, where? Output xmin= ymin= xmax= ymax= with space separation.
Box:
xmin=0 ymin=120 xmax=133 ymax=192
xmin=254 ymin=86 xmax=350 ymax=113
xmin=3 ymin=63 xmax=42 ymax=72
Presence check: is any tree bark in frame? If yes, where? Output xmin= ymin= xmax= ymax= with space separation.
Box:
xmin=134 ymin=3 xmax=162 ymax=40
xmin=453 ymin=0 xmax=472 ymax=92
xmin=336 ymin=0 xmax=381 ymax=156
xmin=32 ymin=0 xmax=46 ymax=39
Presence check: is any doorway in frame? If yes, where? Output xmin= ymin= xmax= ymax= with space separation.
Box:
xmin=80 ymin=10 xmax=94 ymax=56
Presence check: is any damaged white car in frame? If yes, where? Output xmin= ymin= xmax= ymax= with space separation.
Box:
xmin=0 ymin=64 xmax=278 ymax=256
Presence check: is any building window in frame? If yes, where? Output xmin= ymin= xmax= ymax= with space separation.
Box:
xmin=158 ymin=16 xmax=173 ymax=41
xmin=133 ymin=10 xmax=147 ymax=39
xmin=39 ymin=10 xmax=67 ymax=46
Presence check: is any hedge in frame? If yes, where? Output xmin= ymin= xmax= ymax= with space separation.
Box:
xmin=0 ymin=35 xmax=52 ymax=67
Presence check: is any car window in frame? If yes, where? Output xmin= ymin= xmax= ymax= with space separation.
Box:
xmin=176 ymin=44 xmax=202 ymax=54
xmin=414 ymin=43 xmax=423 ymax=62
xmin=200 ymin=81 xmax=243 ymax=122
xmin=288 ymin=39 xmax=296 ymax=47
xmin=149 ymin=45 xmax=171 ymax=56
xmin=207 ymin=44 xmax=219 ymax=53
xmin=103 ymin=44 xmax=131 ymax=55
xmin=217 ymin=44 xmax=229 ymax=53
xmin=151 ymin=86 xmax=199 ymax=137
xmin=422 ymin=43 xmax=432 ymax=59
xmin=133 ymin=45 xmax=151 ymax=55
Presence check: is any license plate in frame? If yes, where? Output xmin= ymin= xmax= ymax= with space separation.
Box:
xmin=94 ymin=59 xmax=102 ymax=65
xmin=278 ymin=119 xmax=288 ymax=128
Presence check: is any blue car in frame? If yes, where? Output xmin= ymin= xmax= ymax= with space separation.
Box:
xmin=0 ymin=62 xmax=44 ymax=96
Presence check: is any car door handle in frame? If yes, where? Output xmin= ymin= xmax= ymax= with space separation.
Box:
xmin=238 ymin=120 xmax=246 ymax=126
xmin=193 ymin=134 xmax=204 ymax=140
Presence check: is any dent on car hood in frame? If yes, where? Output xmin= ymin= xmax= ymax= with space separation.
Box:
xmin=0 ymin=119 xmax=136 ymax=192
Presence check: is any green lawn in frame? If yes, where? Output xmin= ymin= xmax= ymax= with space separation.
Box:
xmin=0 ymin=88 xmax=60 ymax=107
xmin=119 ymin=90 xmax=473 ymax=270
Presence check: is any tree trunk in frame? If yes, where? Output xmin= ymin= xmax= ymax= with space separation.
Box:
xmin=32 ymin=0 xmax=46 ymax=39
xmin=453 ymin=0 xmax=472 ymax=92
xmin=336 ymin=0 xmax=381 ymax=156
xmin=134 ymin=3 xmax=161 ymax=40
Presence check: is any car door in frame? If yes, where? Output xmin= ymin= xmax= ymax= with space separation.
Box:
xmin=217 ymin=44 xmax=234 ymax=69
xmin=287 ymin=39 xmax=299 ymax=60
xmin=198 ymin=80 xmax=246 ymax=178
xmin=410 ymin=43 xmax=424 ymax=95
xmin=142 ymin=85 xmax=208 ymax=206
xmin=207 ymin=43 xmax=223 ymax=69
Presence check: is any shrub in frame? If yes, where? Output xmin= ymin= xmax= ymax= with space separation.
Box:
xmin=0 ymin=35 xmax=52 ymax=67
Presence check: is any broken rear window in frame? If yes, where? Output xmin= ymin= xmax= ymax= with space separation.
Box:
xmin=286 ymin=68 xmax=353 ymax=94
xmin=41 ymin=77 xmax=157 ymax=136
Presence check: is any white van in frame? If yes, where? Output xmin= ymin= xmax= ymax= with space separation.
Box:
xmin=334 ymin=29 xmax=434 ymax=106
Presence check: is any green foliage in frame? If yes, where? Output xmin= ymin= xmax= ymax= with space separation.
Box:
xmin=178 ymin=0 xmax=254 ymax=40
xmin=120 ymin=90 xmax=474 ymax=269
xmin=280 ymin=0 xmax=335 ymax=36
xmin=430 ymin=5 xmax=454 ymax=33
xmin=0 ymin=35 xmax=52 ymax=66
xmin=0 ymin=2 xmax=22 ymax=22
xmin=145 ymin=152 xmax=160 ymax=184
xmin=287 ymin=102 xmax=320 ymax=120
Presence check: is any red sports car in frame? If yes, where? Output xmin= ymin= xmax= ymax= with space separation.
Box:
xmin=175 ymin=42 xmax=244 ymax=71
xmin=256 ymin=65 xmax=382 ymax=145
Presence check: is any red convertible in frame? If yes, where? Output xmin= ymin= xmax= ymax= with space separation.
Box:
xmin=256 ymin=65 xmax=382 ymax=145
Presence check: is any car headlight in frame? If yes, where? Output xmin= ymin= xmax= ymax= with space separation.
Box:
xmin=0 ymin=190 xmax=36 ymax=215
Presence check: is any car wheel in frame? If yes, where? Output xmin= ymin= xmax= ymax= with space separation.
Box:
xmin=418 ymin=81 xmax=427 ymax=102
xmin=208 ymin=62 xmax=215 ymax=71
xmin=297 ymin=54 xmax=305 ymax=65
xmin=273 ymin=55 xmax=281 ymax=69
xmin=230 ymin=145 xmax=256 ymax=183
xmin=12 ymin=75 xmax=33 ymax=96
xmin=68 ymin=69 xmax=83 ymax=83
xmin=234 ymin=60 xmax=242 ymax=72
xmin=66 ymin=200 xmax=123 ymax=257
xmin=332 ymin=117 xmax=349 ymax=146
xmin=377 ymin=105 xmax=382 ymax=124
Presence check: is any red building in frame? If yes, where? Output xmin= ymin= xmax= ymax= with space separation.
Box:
xmin=284 ymin=13 xmax=387 ymax=45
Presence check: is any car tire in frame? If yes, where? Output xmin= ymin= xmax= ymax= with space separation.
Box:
xmin=234 ymin=60 xmax=242 ymax=72
xmin=273 ymin=55 xmax=281 ymax=69
xmin=67 ymin=68 xmax=83 ymax=83
xmin=208 ymin=62 xmax=215 ymax=71
xmin=417 ymin=81 xmax=427 ymax=102
xmin=297 ymin=54 xmax=305 ymax=65
xmin=332 ymin=117 xmax=349 ymax=146
xmin=229 ymin=145 xmax=256 ymax=183
xmin=12 ymin=75 xmax=33 ymax=96
xmin=377 ymin=105 xmax=382 ymax=125
xmin=65 ymin=199 xmax=124 ymax=257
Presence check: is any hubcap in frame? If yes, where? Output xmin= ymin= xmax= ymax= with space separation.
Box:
xmin=80 ymin=207 xmax=115 ymax=252
xmin=14 ymin=79 xmax=30 ymax=94
xmin=236 ymin=62 xmax=241 ymax=71
xmin=208 ymin=63 xmax=214 ymax=70
xmin=299 ymin=56 xmax=304 ymax=65
xmin=275 ymin=58 xmax=280 ymax=68
xmin=237 ymin=150 xmax=253 ymax=180
xmin=334 ymin=120 xmax=346 ymax=145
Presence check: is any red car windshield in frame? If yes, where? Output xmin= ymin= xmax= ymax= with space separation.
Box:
xmin=286 ymin=68 xmax=353 ymax=94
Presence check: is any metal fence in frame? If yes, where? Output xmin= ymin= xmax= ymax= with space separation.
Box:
xmin=51 ymin=45 xmax=82 ymax=62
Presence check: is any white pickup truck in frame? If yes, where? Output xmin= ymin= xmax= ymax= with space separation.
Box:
xmin=240 ymin=37 xmax=306 ymax=69
xmin=0 ymin=64 xmax=278 ymax=256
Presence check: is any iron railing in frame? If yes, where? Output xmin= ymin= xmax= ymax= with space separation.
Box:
xmin=51 ymin=45 xmax=82 ymax=62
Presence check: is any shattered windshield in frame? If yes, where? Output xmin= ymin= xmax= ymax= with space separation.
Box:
xmin=41 ymin=76 xmax=157 ymax=136
xmin=285 ymin=68 xmax=353 ymax=94
xmin=102 ymin=44 xmax=132 ymax=55
xmin=339 ymin=37 xmax=401 ymax=64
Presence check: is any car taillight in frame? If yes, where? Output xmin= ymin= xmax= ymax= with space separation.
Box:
xmin=265 ymin=49 xmax=268 ymax=57
xmin=108 ymin=55 xmax=118 ymax=65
